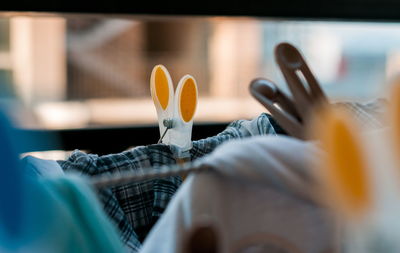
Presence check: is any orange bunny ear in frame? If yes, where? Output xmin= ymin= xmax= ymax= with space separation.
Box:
xmin=310 ymin=106 xmax=372 ymax=220
xmin=150 ymin=65 xmax=174 ymax=111
xmin=177 ymin=75 xmax=198 ymax=123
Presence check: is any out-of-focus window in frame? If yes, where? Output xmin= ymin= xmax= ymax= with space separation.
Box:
xmin=0 ymin=16 xmax=397 ymax=129
xmin=0 ymin=19 xmax=13 ymax=98
xmin=0 ymin=19 xmax=9 ymax=50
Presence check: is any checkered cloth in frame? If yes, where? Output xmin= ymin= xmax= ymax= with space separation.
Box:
xmin=58 ymin=113 xmax=278 ymax=252
xmin=334 ymin=99 xmax=388 ymax=129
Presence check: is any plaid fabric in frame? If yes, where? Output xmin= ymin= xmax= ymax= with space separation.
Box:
xmin=57 ymin=113 xmax=277 ymax=252
xmin=333 ymin=99 xmax=387 ymax=129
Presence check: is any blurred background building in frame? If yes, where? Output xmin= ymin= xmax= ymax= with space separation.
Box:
xmin=0 ymin=16 xmax=399 ymax=129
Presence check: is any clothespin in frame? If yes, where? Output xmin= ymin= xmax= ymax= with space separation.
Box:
xmin=250 ymin=42 xmax=329 ymax=140
xmin=150 ymin=65 xmax=198 ymax=159
xmin=310 ymin=97 xmax=400 ymax=252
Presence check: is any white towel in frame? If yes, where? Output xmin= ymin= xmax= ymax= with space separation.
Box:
xmin=140 ymin=135 xmax=334 ymax=253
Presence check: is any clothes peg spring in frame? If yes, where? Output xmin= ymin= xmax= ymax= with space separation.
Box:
xmin=158 ymin=118 xmax=175 ymax=144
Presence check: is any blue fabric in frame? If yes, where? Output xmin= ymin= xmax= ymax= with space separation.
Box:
xmin=0 ymin=109 xmax=25 ymax=247
xmin=0 ymin=175 xmax=125 ymax=253
xmin=0 ymin=109 xmax=124 ymax=252
xmin=40 ymin=175 xmax=125 ymax=253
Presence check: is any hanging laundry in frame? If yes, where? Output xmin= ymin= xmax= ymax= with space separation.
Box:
xmin=41 ymin=99 xmax=384 ymax=252
xmin=57 ymin=113 xmax=279 ymax=252
xmin=21 ymin=99 xmax=386 ymax=252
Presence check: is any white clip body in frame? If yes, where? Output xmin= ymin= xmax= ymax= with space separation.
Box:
xmin=150 ymin=66 xmax=198 ymax=158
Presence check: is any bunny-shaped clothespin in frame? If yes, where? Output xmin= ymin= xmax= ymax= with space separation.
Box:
xmin=309 ymin=87 xmax=400 ymax=252
xmin=150 ymin=65 xmax=198 ymax=159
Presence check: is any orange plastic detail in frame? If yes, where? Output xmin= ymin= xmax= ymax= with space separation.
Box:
xmin=155 ymin=67 xmax=169 ymax=110
xmin=329 ymin=118 xmax=370 ymax=214
xmin=315 ymin=109 xmax=372 ymax=218
xmin=180 ymin=78 xmax=197 ymax=122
